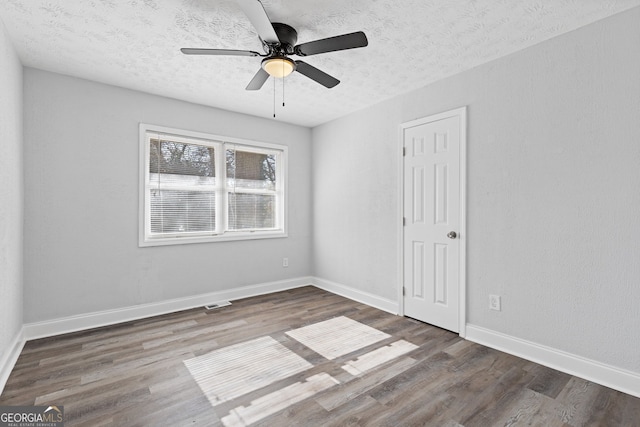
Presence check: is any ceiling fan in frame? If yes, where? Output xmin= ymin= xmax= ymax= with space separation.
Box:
xmin=181 ymin=0 xmax=368 ymax=90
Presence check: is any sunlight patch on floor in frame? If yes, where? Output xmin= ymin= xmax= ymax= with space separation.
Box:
xmin=221 ymin=373 xmax=340 ymax=427
xmin=184 ymin=336 xmax=312 ymax=406
xmin=286 ymin=316 xmax=391 ymax=360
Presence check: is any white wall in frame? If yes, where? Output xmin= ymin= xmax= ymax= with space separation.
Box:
xmin=0 ymin=20 xmax=23 ymax=366
xmin=23 ymin=69 xmax=312 ymax=323
xmin=312 ymin=106 xmax=399 ymax=301
xmin=312 ymin=7 xmax=640 ymax=374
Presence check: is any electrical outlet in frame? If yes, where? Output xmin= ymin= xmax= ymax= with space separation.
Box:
xmin=282 ymin=258 xmax=289 ymax=268
xmin=489 ymin=295 xmax=501 ymax=311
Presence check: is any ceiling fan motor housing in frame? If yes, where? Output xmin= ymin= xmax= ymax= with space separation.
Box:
xmin=270 ymin=23 xmax=298 ymax=54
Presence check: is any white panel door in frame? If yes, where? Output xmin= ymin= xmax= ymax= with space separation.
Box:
xmin=403 ymin=112 xmax=462 ymax=332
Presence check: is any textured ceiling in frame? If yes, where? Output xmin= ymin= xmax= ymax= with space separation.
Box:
xmin=1 ymin=0 xmax=639 ymax=127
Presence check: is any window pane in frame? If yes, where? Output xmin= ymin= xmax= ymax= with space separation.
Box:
xmin=148 ymin=136 xmax=217 ymax=237
xmin=150 ymin=139 xmax=215 ymax=178
xmin=226 ymin=149 xmax=276 ymax=190
xmin=150 ymin=190 xmax=216 ymax=234
xmin=228 ymin=193 xmax=276 ymax=230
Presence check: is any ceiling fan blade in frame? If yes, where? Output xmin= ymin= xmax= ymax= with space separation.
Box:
xmin=294 ymin=31 xmax=368 ymax=56
xmin=294 ymin=61 xmax=339 ymax=88
xmin=246 ymin=68 xmax=270 ymax=90
xmin=236 ymin=0 xmax=279 ymax=44
xmin=181 ymin=48 xmax=261 ymax=57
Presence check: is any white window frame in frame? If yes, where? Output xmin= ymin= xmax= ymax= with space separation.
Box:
xmin=139 ymin=123 xmax=287 ymax=246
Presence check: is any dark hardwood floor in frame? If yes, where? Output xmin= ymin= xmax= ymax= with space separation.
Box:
xmin=2 ymin=286 xmax=639 ymax=426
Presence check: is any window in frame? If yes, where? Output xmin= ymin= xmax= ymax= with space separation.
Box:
xmin=139 ymin=124 xmax=287 ymax=246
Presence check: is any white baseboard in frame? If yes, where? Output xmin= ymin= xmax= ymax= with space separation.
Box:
xmin=465 ymin=324 xmax=640 ymax=399
xmin=0 ymin=328 xmax=26 ymax=395
xmin=311 ymin=276 xmax=399 ymax=315
xmin=23 ymin=277 xmax=313 ymax=340
xmin=20 ymin=276 xmax=398 ymax=342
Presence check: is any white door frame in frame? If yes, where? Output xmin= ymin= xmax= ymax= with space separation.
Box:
xmin=397 ymin=106 xmax=467 ymax=338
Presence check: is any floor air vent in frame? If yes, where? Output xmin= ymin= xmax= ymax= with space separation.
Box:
xmin=205 ymin=301 xmax=232 ymax=310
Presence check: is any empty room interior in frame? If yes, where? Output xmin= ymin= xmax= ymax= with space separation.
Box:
xmin=1 ymin=1 xmax=640 ymax=425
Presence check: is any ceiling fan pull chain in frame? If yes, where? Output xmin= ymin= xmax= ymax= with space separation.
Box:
xmin=282 ymin=61 xmax=286 ymax=107
xmin=273 ymin=77 xmax=276 ymax=118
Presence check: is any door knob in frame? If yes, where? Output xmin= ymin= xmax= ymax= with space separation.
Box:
xmin=447 ymin=231 xmax=457 ymax=239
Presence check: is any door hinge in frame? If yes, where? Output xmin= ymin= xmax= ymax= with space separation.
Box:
xmin=402 ymin=287 xmax=406 ymax=296
xmin=402 ymin=147 xmax=406 ymax=156
xmin=403 ymin=217 xmax=406 ymax=226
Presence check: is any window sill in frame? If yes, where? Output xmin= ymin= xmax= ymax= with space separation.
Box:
xmin=139 ymin=230 xmax=287 ymax=247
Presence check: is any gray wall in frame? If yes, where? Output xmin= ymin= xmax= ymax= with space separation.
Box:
xmin=23 ymin=69 xmax=312 ymax=323
xmin=312 ymin=8 xmax=640 ymax=373
xmin=0 ymin=21 xmax=23 ymax=361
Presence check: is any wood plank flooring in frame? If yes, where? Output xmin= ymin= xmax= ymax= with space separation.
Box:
xmin=2 ymin=286 xmax=639 ymax=426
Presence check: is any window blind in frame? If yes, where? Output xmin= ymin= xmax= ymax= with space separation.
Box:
xmin=226 ymin=147 xmax=278 ymax=231
xmin=148 ymin=137 xmax=218 ymax=235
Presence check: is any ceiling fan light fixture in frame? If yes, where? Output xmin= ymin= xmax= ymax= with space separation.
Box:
xmin=262 ymin=56 xmax=296 ymax=78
